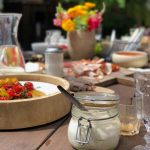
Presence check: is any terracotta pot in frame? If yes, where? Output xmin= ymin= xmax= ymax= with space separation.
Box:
xmin=67 ymin=30 xmax=96 ymax=60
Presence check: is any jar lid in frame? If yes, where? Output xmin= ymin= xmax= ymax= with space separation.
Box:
xmin=46 ymin=47 xmax=62 ymax=53
xmin=74 ymin=92 xmax=119 ymax=107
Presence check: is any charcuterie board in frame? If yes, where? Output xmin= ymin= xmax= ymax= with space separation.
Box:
xmin=64 ymin=59 xmax=134 ymax=87
xmin=65 ymin=67 xmax=134 ymax=87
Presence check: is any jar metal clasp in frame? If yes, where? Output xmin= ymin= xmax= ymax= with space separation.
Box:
xmin=75 ymin=117 xmax=92 ymax=145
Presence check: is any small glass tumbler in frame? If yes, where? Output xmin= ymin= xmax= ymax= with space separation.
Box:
xmin=119 ymin=104 xmax=141 ymax=136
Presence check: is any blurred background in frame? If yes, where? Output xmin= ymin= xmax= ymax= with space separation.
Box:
xmin=1 ymin=0 xmax=150 ymax=51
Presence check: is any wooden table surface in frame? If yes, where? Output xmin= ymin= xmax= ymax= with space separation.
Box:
xmin=0 ymin=84 xmax=146 ymax=150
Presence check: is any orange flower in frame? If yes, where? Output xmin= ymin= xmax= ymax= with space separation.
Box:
xmin=62 ymin=19 xmax=75 ymax=31
xmin=67 ymin=5 xmax=87 ymax=18
xmin=74 ymin=5 xmax=87 ymax=10
xmin=67 ymin=8 xmax=76 ymax=18
xmin=76 ymin=9 xmax=87 ymax=17
xmin=84 ymin=2 xmax=96 ymax=9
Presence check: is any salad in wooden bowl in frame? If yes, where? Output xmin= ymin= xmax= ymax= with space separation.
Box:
xmin=0 ymin=74 xmax=70 ymax=130
xmin=0 ymin=78 xmax=45 ymax=100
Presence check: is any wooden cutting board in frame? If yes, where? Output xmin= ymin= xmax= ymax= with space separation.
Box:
xmin=97 ymin=67 xmax=134 ymax=86
xmin=77 ymin=68 xmax=134 ymax=86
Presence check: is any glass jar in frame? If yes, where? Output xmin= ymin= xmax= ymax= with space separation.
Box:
xmin=44 ymin=30 xmax=61 ymax=46
xmin=45 ymin=47 xmax=64 ymax=77
xmin=68 ymin=92 xmax=120 ymax=150
xmin=0 ymin=13 xmax=25 ymax=74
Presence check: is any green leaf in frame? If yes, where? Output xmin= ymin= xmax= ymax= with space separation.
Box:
xmin=20 ymin=90 xmax=27 ymax=98
xmin=94 ymin=42 xmax=102 ymax=55
xmin=117 ymin=0 xmax=125 ymax=8
xmin=56 ymin=3 xmax=64 ymax=13
xmin=74 ymin=15 xmax=88 ymax=30
xmin=89 ymin=10 xmax=97 ymax=15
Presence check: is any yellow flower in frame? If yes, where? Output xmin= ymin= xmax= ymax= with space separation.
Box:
xmin=62 ymin=19 xmax=75 ymax=31
xmin=68 ymin=5 xmax=87 ymax=18
xmin=84 ymin=2 xmax=96 ymax=9
xmin=74 ymin=5 xmax=87 ymax=10
xmin=76 ymin=9 xmax=87 ymax=16
xmin=67 ymin=8 xmax=76 ymax=18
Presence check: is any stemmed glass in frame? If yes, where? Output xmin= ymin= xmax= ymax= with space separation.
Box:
xmin=133 ymin=72 xmax=150 ymax=150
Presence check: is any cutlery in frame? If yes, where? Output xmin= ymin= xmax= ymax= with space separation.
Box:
xmin=57 ymin=85 xmax=87 ymax=111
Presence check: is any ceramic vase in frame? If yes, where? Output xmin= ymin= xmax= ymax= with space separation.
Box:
xmin=67 ymin=30 xmax=96 ymax=60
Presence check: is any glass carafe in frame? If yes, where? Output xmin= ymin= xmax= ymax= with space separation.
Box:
xmin=0 ymin=13 xmax=25 ymax=74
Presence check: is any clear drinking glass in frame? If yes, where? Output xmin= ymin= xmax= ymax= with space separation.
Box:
xmin=0 ymin=13 xmax=25 ymax=74
xmin=133 ymin=72 xmax=150 ymax=150
xmin=119 ymin=104 xmax=141 ymax=136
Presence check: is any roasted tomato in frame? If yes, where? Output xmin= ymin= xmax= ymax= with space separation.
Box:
xmin=0 ymin=78 xmax=34 ymax=100
xmin=112 ymin=64 xmax=120 ymax=72
xmin=24 ymin=82 xmax=34 ymax=91
xmin=0 ymin=97 xmax=9 ymax=100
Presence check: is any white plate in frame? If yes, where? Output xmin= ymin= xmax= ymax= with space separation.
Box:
xmin=21 ymin=81 xmax=59 ymax=95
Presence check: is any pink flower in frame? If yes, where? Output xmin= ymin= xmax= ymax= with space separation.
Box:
xmin=62 ymin=13 xmax=70 ymax=20
xmin=88 ymin=13 xmax=102 ymax=31
xmin=53 ymin=18 xmax=62 ymax=26
xmin=97 ymin=13 xmax=103 ymax=22
xmin=56 ymin=12 xmax=70 ymax=20
xmin=88 ymin=17 xmax=99 ymax=31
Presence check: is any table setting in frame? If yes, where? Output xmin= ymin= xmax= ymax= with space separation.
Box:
xmin=0 ymin=1 xmax=150 ymax=150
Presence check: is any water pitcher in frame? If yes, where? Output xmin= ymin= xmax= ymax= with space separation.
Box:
xmin=0 ymin=13 xmax=25 ymax=74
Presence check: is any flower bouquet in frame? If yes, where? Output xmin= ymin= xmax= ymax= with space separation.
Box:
xmin=53 ymin=2 xmax=105 ymax=60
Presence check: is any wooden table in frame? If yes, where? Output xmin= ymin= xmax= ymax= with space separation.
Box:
xmin=0 ymin=83 xmax=146 ymax=150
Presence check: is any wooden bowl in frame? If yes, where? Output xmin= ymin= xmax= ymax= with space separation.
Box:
xmin=0 ymin=74 xmax=71 ymax=130
xmin=112 ymin=51 xmax=148 ymax=68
